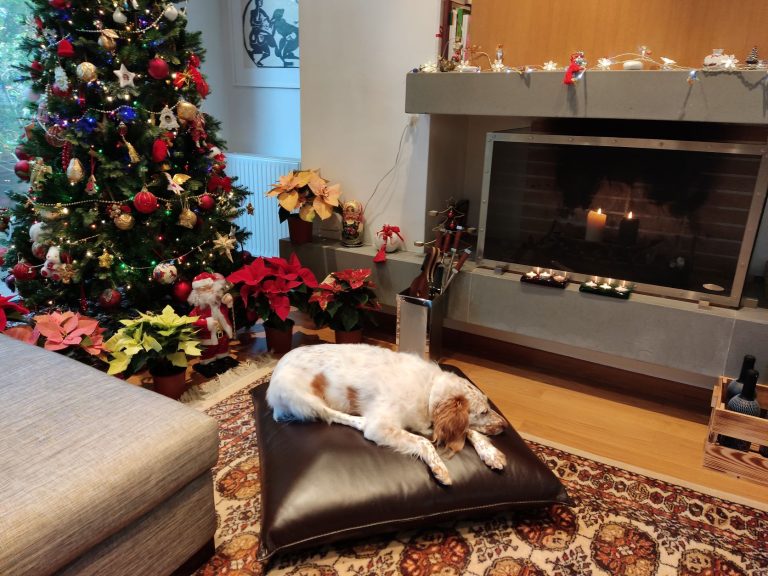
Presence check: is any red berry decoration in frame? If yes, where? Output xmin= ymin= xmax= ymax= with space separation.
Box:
xmin=172 ymin=279 xmax=192 ymax=303
xmin=98 ymin=288 xmax=122 ymax=310
xmin=147 ymin=57 xmax=169 ymax=80
xmin=14 ymin=160 xmax=30 ymax=181
xmin=198 ymin=194 xmax=215 ymax=211
xmin=133 ymin=188 xmax=158 ymax=214
xmin=12 ymin=261 xmax=37 ymax=281
xmin=57 ymin=38 xmax=75 ymax=58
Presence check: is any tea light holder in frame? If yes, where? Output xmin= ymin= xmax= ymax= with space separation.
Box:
xmin=579 ymin=278 xmax=633 ymax=299
xmin=520 ymin=268 xmax=569 ymax=289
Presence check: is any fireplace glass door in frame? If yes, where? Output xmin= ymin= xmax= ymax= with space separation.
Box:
xmin=478 ymin=132 xmax=768 ymax=307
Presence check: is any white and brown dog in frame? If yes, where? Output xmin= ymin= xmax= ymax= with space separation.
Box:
xmin=266 ymin=343 xmax=508 ymax=485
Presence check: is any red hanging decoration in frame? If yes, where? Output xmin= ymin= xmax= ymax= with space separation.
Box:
xmin=61 ymin=141 xmax=72 ymax=171
xmin=57 ymin=38 xmax=75 ymax=58
xmin=152 ymin=138 xmax=169 ymax=162
xmin=147 ymin=57 xmax=170 ymax=80
xmin=173 ymin=54 xmax=210 ymax=98
xmin=30 ymin=60 xmax=44 ymax=78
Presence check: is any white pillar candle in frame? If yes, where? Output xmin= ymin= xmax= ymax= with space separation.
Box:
xmin=585 ymin=209 xmax=607 ymax=242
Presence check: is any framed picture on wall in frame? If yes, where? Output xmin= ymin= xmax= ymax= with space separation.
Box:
xmin=228 ymin=0 xmax=300 ymax=88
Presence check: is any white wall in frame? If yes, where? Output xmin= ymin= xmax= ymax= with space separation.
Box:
xmin=187 ymin=0 xmax=301 ymax=159
xmin=300 ymin=0 xmax=441 ymax=248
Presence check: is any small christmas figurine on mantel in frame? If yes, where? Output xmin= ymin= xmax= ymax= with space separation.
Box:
xmin=188 ymin=272 xmax=239 ymax=377
xmin=746 ymin=46 xmax=759 ymax=68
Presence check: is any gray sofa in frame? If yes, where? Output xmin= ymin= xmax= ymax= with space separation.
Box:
xmin=0 ymin=335 xmax=220 ymax=575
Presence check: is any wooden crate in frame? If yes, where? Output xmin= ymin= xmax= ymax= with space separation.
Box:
xmin=703 ymin=377 xmax=768 ymax=487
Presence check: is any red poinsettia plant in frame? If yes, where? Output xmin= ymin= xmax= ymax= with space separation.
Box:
xmin=0 ymin=294 xmax=29 ymax=333
xmin=226 ymin=253 xmax=318 ymax=331
xmin=308 ymin=268 xmax=380 ymax=332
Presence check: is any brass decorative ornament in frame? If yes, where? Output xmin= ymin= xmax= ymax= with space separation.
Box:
xmin=76 ymin=62 xmax=98 ymax=82
xmin=178 ymin=207 xmax=197 ymax=229
xmin=114 ymin=213 xmax=135 ymax=230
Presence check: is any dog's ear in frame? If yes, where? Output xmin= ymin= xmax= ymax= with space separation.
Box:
xmin=432 ymin=394 xmax=469 ymax=455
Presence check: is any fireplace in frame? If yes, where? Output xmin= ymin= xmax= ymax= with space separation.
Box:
xmin=477 ymin=120 xmax=768 ymax=307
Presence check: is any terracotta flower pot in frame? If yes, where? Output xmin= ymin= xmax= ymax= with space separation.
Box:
xmin=287 ymin=215 xmax=313 ymax=245
xmin=334 ymin=329 xmax=363 ymax=344
xmin=264 ymin=324 xmax=294 ymax=354
xmin=151 ymin=368 xmax=188 ymax=400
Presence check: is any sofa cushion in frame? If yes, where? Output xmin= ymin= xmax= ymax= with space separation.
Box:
xmin=0 ymin=335 xmax=219 ymax=575
xmin=252 ymin=364 xmax=569 ymax=561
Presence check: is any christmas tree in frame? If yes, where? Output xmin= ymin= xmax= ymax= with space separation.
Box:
xmin=2 ymin=0 xmax=250 ymax=316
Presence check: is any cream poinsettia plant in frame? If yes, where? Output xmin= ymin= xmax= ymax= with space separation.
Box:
xmin=267 ymin=169 xmax=342 ymax=222
xmin=104 ymin=305 xmax=202 ymax=377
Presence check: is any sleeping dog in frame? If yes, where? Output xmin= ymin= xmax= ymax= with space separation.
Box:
xmin=266 ymin=343 xmax=507 ymax=485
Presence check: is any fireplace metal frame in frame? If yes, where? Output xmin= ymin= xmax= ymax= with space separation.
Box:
xmin=477 ymin=132 xmax=768 ymax=307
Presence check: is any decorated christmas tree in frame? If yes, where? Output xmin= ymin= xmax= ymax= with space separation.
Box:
xmin=2 ymin=0 xmax=250 ymax=316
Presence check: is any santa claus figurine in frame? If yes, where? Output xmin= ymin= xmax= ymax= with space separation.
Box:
xmin=188 ymin=272 xmax=239 ymax=377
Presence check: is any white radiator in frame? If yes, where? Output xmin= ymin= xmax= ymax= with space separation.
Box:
xmin=228 ymin=153 xmax=300 ymax=257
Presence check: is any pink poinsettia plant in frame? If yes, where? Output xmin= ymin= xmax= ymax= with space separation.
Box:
xmin=31 ymin=311 xmax=107 ymax=358
xmin=308 ymin=268 xmax=380 ymax=332
xmin=267 ymin=169 xmax=342 ymax=223
xmin=226 ymin=253 xmax=318 ymax=331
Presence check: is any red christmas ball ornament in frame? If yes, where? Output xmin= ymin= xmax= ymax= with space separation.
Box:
xmin=14 ymin=160 xmax=30 ymax=181
xmin=147 ymin=57 xmax=169 ymax=80
xmin=198 ymin=194 xmax=215 ymax=211
xmin=12 ymin=261 xmax=37 ymax=281
xmin=98 ymin=288 xmax=122 ymax=310
xmin=51 ymin=84 xmax=71 ymax=98
xmin=30 ymin=60 xmax=43 ymax=78
xmin=151 ymin=138 xmax=168 ymax=162
xmin=49 ymin=0 xmax=69 ymax=8
xmin=57 ymin=39 xmax=75 ymax=59
xmin=172 ymin=279 xmax=192 ymax=303
xmin=15 ymin=146 xmax=30 ymax=161
xmin=133 ymin=188 xmax=158 ymax=214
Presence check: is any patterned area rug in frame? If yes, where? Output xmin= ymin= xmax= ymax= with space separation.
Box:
xmin=195 ymin=376 xmax=768 ymax=576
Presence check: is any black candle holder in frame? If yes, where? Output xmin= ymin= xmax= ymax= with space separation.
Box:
xmin=579 ymin=279 xmax=633 ymax=299
xmin=520 ymin=269 xmax=569 ymax=289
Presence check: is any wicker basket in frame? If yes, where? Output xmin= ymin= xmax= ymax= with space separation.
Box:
xmin=703 ymin=377 xmax=768 ymax=487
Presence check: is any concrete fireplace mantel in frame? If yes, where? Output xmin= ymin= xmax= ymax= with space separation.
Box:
xmin=406 ymin=70 xmax=768 ymax=124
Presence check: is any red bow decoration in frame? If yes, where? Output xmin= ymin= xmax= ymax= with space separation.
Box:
xmin=173 ymin=54 xmax=210 ymax=98
xmin=373 ymin=225 xmax=404 ymax=263
xmin=563 ymin=51 xmax=586 ymax=85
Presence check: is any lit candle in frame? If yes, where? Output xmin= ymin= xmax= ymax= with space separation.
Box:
xmin=553 ymin=272 xmax=567 ymax=283
xmin=525 ymin=270 xmax=537 ymax=278
xmin=599 ymin=278 xmax=614 ymax=290
xmin=618 ymin=211 xmax=640 ymax=245
xmin=585 ymin=276 xmax=598 ymax=288
xmin=615 ymin=281 xmax=630 ymax=294
xmin=540 ymin=269 xmax=552 ymax=279
xmin=585 ymin=208 xmax=607 ymax=242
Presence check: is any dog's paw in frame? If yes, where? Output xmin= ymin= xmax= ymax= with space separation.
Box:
xmin=432 ymin=462 xmax=453 ymax=485
xmin=481 ymin=446 xmax=506 ymax=470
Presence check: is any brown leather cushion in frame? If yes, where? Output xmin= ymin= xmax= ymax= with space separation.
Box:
xmin=252 ymin=364 xmax=569 ymax=561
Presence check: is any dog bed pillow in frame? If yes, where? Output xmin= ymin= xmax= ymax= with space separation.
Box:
xmin=251 ymin=365 xmax=569 ymax=561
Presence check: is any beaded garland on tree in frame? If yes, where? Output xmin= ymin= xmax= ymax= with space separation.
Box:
xmin=3 ymin=0 xmax=251 ymax=316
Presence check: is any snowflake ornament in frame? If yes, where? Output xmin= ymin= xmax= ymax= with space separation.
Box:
xmin=597 ymin=58 xmax=613 ymax=70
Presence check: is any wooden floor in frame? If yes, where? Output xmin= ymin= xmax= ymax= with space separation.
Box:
xmin=241 ymin=315 xmax=768 ymax=507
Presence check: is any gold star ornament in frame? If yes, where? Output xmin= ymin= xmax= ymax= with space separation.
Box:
xmin=98 ymin=249 xmax=115 ymax=268
xmin=212 ymin=231 xmax=236 ymax=262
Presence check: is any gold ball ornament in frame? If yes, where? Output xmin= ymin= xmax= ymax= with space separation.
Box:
xmin=66 ymin=158 xmax=85 ymax=184
xmin=98 ymin=30 xmax=119 ymax=52
xmin=176 ymin=101 xmax=198 ymax=123
xmin=114 ymin=213 xmax=135 ymax=230
xmin=76 ymin=62 xmax=98 ymax=83
xmin=178 ymin=208 xmax=197 ymax=229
